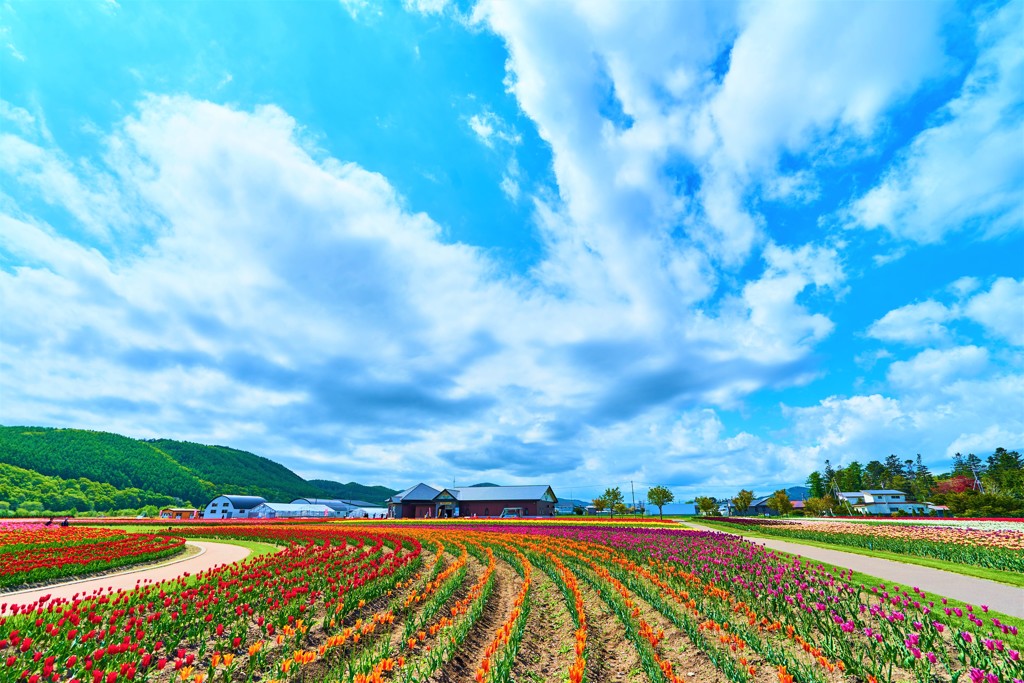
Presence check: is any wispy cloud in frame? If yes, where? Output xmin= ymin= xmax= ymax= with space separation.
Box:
xmin=849 ymin=1 xmax=1023 ymax=243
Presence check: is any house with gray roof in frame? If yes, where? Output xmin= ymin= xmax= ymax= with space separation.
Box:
xmin=386 ymin=483 xmax=557 ymax=518
xmin=385 ymin=483 xmax=442 ymax=518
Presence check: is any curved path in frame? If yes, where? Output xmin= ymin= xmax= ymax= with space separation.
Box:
xmin=686 ymin=523 xmax=1024 ymax=618
xmin=1 ymin=540 xmax=252 ymax=609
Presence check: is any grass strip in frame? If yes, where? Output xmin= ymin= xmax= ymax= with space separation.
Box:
xmin=691 ymin=521 xmax=1024 ymax=635
xmin=187 ymin=536 xmax=281 ymax=558
xmin=691 ymin=520 xmax=1024 ymax=588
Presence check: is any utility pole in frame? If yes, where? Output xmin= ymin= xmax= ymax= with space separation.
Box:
xmin=631 ymin=481 xmax=636 ymax=517
xmin=971 ymin=466 xmax=985 ymax=494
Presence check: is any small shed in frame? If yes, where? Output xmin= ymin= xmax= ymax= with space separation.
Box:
xmin=160 ymin=508 xmax=200 ymax=520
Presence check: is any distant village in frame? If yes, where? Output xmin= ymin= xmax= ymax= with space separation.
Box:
xmin=160 ymin=481 xmax=944 ymax=520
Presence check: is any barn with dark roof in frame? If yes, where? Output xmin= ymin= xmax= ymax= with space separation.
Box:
xmin=386 ymin=484 xmax=557 ymax=518
xmin=202 ymin=494 xmax=267 ymax=519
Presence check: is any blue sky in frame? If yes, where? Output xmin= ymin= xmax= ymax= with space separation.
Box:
xmin=1 ymin=0 xmax=1021 ymax=500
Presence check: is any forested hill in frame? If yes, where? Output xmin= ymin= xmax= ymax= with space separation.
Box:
xmin=149 ymin=439 xmax=314 ymax=502
xmin=0 ymin=427 xmax=397 ymax=507
xmin=307 ymin=479 xmax=398 ymax=505
xmin=0 ymin=461 xmax=178 ymax=515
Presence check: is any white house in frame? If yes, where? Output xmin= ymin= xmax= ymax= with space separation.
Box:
xmin=838 ymin=489 xmax=928 ymax=515
xmin=202 ymin=495 xmax=267 ymax=519
xmin=250 ymin=503 xmax=333 ymax=519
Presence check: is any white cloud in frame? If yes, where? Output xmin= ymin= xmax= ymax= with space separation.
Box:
xmin=866 ymin=300 xmax=952 ymax=345
xmin=0 ymin=96 xmax=853 ymax=490
xmin=849 ymin=1 xmax=1023 ymax=243
xmin=964 ymin=277 xmax=1024 ymax=346
xmin=710 ymin=1 xmax=946 ymax=173
xmin=500 ymin=158 xmax=521 ymax=201
xmin=887 ymin=345 xmax=989 ymax=391
xmin=783 ymin=370 xmax=1024 ymax=472
xmin=466 ymin=110 xmax=521 ymax=148
xmin=687 ymin=242 xmax=843 ymax=365
xmin=0 ymin=100 xmax=35 ymax=134
xmin=476 ymin=0 xmax=948 ymax=282
xmin=867 ymin=277 xmax=1024 ymax=348
xmin=763 ymin=170 xmax=820 ymax=204
xmin=5 ymin=1 xmax=1014 ymax=493
xmin=338 ymin=0 xmax=380 ymax=20
xmin=0 ymin=134 xmax=133 ymax=240
xmin=948 ymin=276 xmax=981 ymax=299
xmin=403 ymin=0 xmax=449 ymax=16
xmin=6 ymin=43 xmax=25 ymax=62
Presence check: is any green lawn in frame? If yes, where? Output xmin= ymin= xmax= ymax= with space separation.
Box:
xmin=81 ymin=523 xmax=282 ymax=559
xmin=187 ymin=536 xmax=280 ymax=558
xmin=690 ymin=519 xmax=1024 ymax=588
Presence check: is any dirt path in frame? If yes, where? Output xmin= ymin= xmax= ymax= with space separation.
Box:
xmin=578 ymin=579 xmax=645 ymax=682
xmin=511 ymin=567 xmax=575 ymax=683
xmin=428 ymin=551 xmax=521 ymax=683
xmin=686 ymin=523 xmax=1024 ymax=618
xmin=2 ymin=540 xmax=252 ymax=609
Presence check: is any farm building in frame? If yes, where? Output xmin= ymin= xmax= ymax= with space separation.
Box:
xmin=386 ymin=483 xmax=442 ymax=519
xmin=739 ymin=486 xmax=812 ymax=516
xmin=289 ymin=498 xmax=372 ymax=514
xmin=159 ymin=508 xmax=200 ymax=520
xmin=346 ymin=507 xmax=388 ymax=519
xmin=202 ymin=495 xmax=267 ymax=519
xmin=837 ymin=490 xmax=928 ymax=515
xmin=386 ymin=484 xmax=557 ymax=518
xmin=250 ymin=503 xmax=334 ymax=519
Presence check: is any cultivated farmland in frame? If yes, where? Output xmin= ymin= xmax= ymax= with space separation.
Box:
xmin=1 ymin=520 xmax=1021 ymax=683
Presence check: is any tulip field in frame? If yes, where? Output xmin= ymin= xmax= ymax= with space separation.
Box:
xmin=1 ymin=520 xmax=1022 ymax=683
xmin=0 ymin=523 xmax=186 ymax=590
xmin=701 ymin=519 xmax=1024 ymax=573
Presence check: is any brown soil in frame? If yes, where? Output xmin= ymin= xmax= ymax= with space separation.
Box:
xmin=425 ymin=549 xmax=522 ymax=683
xmin=576 ymin=580 xmax=646 ymax=683
xmin=509 ymin=564 xmax=576 ymax=683
xmin=389 ymin=546 xmax=480 ymax=654
xmin=625 ymin=584 xmax=732 ymax=683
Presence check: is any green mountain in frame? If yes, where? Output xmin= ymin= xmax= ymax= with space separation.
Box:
xmin=148 ymin=439 xmax=316 ymax=502
xmin=0 ymin=426 xmax=397 ymax=508
xmin=0 ymin=461 xmax=178 ymax=515
xmin=307 ymin=479 xmax=396 ymax=507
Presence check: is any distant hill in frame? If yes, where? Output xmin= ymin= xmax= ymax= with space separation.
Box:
xmin=469 ymin=482 xmax=500 ymax=487
xmin=308 ymin=479 xmax=397 ymax=507
xmin=149 ymin=439 xmax=315 ymax=502
xmin=0 ymin=461 xmax=178 ymax=514
xmin=0 ymin=426 xmax=396 ymax=508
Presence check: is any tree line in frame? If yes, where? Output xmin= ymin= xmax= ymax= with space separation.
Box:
xmin=800 ymin=448 xmax=1023 ymax=517
xmin=0 ymin=462 xmax=179 ymax=517
xmin=633 ymin=447 xmax=1022 ymax=520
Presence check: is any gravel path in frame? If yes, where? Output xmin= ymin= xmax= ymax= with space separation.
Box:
xmin=687 ymin=523 xmax=1024 ymax=618
xmin=1 ymin=540 xmax=252 ymax=609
